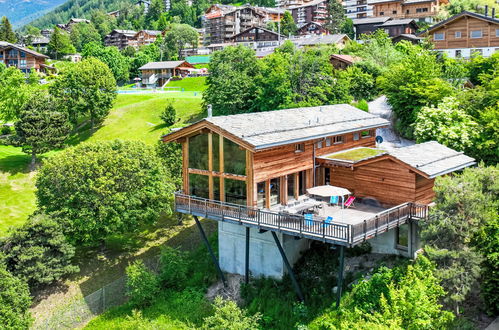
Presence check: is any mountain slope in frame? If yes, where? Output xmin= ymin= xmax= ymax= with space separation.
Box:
xmin=0 ymin=0 xmax=66 ymax=28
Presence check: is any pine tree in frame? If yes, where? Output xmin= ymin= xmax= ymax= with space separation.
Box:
xmin=280 ymin=11 xmax=297 ymax=37
xmin=0 ymin=16 xmax=17 ymax=43
xmin=146 ymin=0 xmax=165 ymax=28
xmin=47 ymin=27 xmax=76 ymax=60
xmin=325 ymin=0 xmax=346 ymax=34
xmin=15 ymin=91 xmax=71 ymax=169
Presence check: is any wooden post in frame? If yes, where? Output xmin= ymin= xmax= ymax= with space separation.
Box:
xmin=182 ymin=138 xmax=189 ymax=193
xmin=208 ymin=133 xmax=214 ymax=200
xmin=265 ymin=179 xmax=271 ymax=209
xmin=219 ymin=136 xmax=225 ymax=202
xmin=246 ymin=150 xmax=255 ymax=207
xmin=294 ymin=172 xmax=299 ymax=200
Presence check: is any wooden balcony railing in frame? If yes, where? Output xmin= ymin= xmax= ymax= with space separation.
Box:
xmin=174 ymin=192 xmax=428 ymax=246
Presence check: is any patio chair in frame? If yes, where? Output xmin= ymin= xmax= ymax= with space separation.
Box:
xmin=322 ymin=216 xmax=333 ymax=228
xmin=330 ymin=195 xmax=339 ymax=206
xmin=344 ymin=196 xmax=356 ymax=209
xmin=304 ymin=213 xmax=314 ymax=226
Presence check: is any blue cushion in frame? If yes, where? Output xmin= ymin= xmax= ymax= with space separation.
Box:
xmin=330 ymin=196 xmax=339 ymax=204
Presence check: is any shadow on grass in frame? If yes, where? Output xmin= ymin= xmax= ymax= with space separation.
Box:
xmin=0 ymin=153 xmax=31 ymax=174
xmin=66 ymin=121 xmax=103 ymax=147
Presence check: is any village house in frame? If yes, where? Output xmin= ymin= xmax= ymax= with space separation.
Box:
xmin=291 ymin=34 xmax=351 ymax=48
xmin=289 ymin=0 xmax=328 ymax=26
xmin=352 ymin=17 xmax=391 ymax=38
xmin=330 ymin=54 xmax=361 ymax=69
xmin=31 ymin=36 xmax=50 ymax=53
xmin=297 ymin=21 xmax=330 ymax=35
xmin=56 ymin=18 xmax=91 ymax=32
xmin=420 ymin=10 xmax=499 ymax=58
xmin=104 ymin=29 xmax=137 ymax=50
xmin=343 ymin=0 xmax=373 ymax=19
xmin=0 ymin=42 xmax=52 ymax=73
xmin=162 ymin=105 xmax=475 ymax=301
xmin=230 ymin=27 xmax=284 ymax=49
xmin=139 ymin=60 xmax=194 ymax=87
xmin=131 ymin=30 xmax=163 ymax=49
xmin=378 ymin=18 xmax=419 ymax=36
xmin=368 ymin=0 xmax=448 ymax=23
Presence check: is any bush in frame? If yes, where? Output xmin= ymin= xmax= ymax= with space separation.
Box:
xmin=125 ymin=260 xmax=160 ymax=307
xmin=344 ymin=66 xmax=377 ymax=101
xmin=36 ymin=140 xmax=174 ymax=245
xmin=202 ymin=296 xmax=261 ymax=330
xmin=159 ymin=246 xmax=189 ymax=289
xmin=1 ymin=125 xmax=11 ymax=135
xmin=156 ymin=136 xmax=182 ymax=190
xmin=0 ymin=263 xmax=33 ymax=329
xmin=160 ymin=101 xmax=176 ymax=126
xmin=352 ymin=99 xmax=369 ymax=112
xmin=1 ymin=213 xmax=78 ymax=289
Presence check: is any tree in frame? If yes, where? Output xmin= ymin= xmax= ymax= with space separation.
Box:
xmin=160 ymin=100 xmax=177 ymax=126
xmin=36 ymin=140 xmax=174 ymax=245
xmin=324 ymin=0 xmax=346 ymax=33
xmin=91 ymin=9 xmax=117 ymax=39
xmin=70 ymin=22 xmax=102 ymax=52
xmin=162 ymin=23 xmax=199 ymax=60
xmin=81 ymin=42 xmax=130 ymax=82
xmin=280 ymin=12 xmax=297 ymax=37
xmin=414 ymin=96 xmax=479 ymax=152
xmin=0 ymin=16 xmax=16 ymax=43
xmin=157 ymin=13 xmax=170 ymax=31
xmin=202 ymin=297 xmax=261 ymax=330
xmin=0 ymin=66 xmax=34 ymax=121
xmin=146 ymin=0 xmax=165 ymax=28
xmin=341 ymin=18 xmax=355 ymax=39
xmin=1 ymin=213 xmax=78 ymax=289
xmin=48 ymin=27 xmax=76 ymax=60
xmin=50 ymin=57 xmax=117 ymax=127
xmin=342 ymin=66 xmax=377 ymax=101
xmin=420 ymin=165 xmax=499 ymax=315
xmin=156 ymin=133 xmax=182 ymax=190
xmin=0 ymin=263 xmax=32 ymax=329
xmin=203 ymin=45 xmax=260 ymax=115
xmin=15 ymin=91 xmax=71 ymax=169
xmin=125 ymin=260 xmax=160 ymax=307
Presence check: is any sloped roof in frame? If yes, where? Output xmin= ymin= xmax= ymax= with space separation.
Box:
xmin=110 ymin=29 xmax=137 ymax=36
xmin=389 ymin=141 xmax=476 ymax=178
xmin=163 ymin=104 xmax=389 ymax=150
xmin=231 ymin=26 xmax=285 ymax=39
xmin=292 ymin=34 xmax=349 ymax=46
xmin=422 ymin=11 xmax=499 ymax=34
xmin=352 ymin=17 xmax=391 ymax=25
xmin=330 ymin=54 xmax=361 ymax=64
xmin=0 ymin=42 xmax=48 ymax=58
xmin=379 ymin=18 xmax=418 ymax=27
xmin=289 ymin=0 xmax=327 ymax=9
xmin=139 ymin=61 xmax=190 ymax=70
xmin=138 ymin=30 xmax=162 ymax=36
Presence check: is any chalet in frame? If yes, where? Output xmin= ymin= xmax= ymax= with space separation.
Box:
xmin=162 ymin=104 xmax=475 ymax=302
xmin=391 ymin=33 xmax=424 ymax=43
xmin=230 ymin=27 xmax=284 ymax=49
xmin=0 ymin=42 xmax=51 ymax=73
xmin=289 ymin=0 xmax=328 ymax=26
xmin=291 ymin=34 xmax=351 ymax=48
xmin=420 ymin=10 xmax=499 ymax=58
xmin=297 ymin=21 xmax=330 ymax=35
xmin=368 ymin=0 xmax=448 ymax=23
xmin=57 ymin=18 xmax=91 ymax=32
xmin=378 ymin=18 xmax=419 ymax=37
xmin=344 ymin=0 xmax=373 ymax=19
xmin=330 ymin=54 xmax=361 ymax=70
xmin=104 ymin=30 xmax=137 ymax=50
xmin=132 ymin=30 xmax=162 ymax=49
xmin=139 ymin=61 xmax=194 ymax=87
xmin=31 ymin=36 xmax=50 ymax=52
xmin=352 ymin=17 xmax=391 ymax=39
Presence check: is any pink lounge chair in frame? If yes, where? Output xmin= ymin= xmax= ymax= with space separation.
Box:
xmin=344 ymin=196 xmax=356 ymax=208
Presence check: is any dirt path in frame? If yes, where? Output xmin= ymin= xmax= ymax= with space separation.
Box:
xmin=368 ymin=96 xmax=414 ymax=150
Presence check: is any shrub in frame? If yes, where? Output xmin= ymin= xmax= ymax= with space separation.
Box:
xmin=344 ymin=66 xmax=377 ymax=101
xmin=156 ymin=136 xmax=182 ymax=190
xmin=202 ymin=296 xmax=261 ymax=330
xmin=159 ymin=246 xmax=189 ymax=289
xmin=352 ymin=99 xmax=369 ymax=112
xmin=160 ymin=101 xmax=176 ymax=126
xmin=1 ymin=213 xmax=78 ymax=289
xmin=0 ymin=263 xmax=33 ymax=329
xmin=125 ymin=260 xmax=160 ymax=307
xmin=1 ymin=125 xmax=11 ymax=135
xmin=36 ymin=140 xmax=174 ymax=245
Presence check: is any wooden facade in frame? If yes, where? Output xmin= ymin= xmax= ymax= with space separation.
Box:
xmin=297 ymin=22 xmax=330 ymax=35
xmin=0 ymin=43 xmax=49 ymax=73
xmin=230 ymin=27 xmax=283 ymax=48
xmin=104 ymin=30 xmax=137 ymax=50
xmin=370 ymin=0 xmax=447 ymax=21
xmin=132 ymin=30 xmax=162 ymax=49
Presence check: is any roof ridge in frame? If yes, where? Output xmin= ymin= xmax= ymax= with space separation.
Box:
xmin=414 ymin=151 xmax=464 ymax=168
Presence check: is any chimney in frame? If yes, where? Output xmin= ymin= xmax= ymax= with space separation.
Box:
xmin=207 ymin=104 xmax=212 ymax=118
xmin=485 ymin=5 xmax=488 ymax=16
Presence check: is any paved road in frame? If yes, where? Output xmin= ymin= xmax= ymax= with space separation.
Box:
xmin=368 ymin=96 xmax=414 ymax=150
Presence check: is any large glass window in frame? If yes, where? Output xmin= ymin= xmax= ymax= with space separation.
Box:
xmin=396 ymin=224 xmax=409 ymax=250
xmin=224 ymin=138 xmax=246 ymax=175
xmin=213 ymin=177 xmax=220 ymax=200
xmin=212 ymin=133 xmax=220 ymax=172
xmin=189 ymin=174 xmax=209 ymax=199
xmin=270 ymin=178 xmax=280 ymax=206
xmin=257 ymin=181 xmax=266 ymax=208
xmin=225 ymin=179 xmax=246 ymax=205
xmin=299 ymin=170 xmax=307 ymax=196
xmin=287 ymin=174 xmax=295 ymax=201
xmin=189 ymin=133 xmax=208 ymax=170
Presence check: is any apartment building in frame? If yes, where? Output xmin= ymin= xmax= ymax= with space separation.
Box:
xmin=368 ymin=0 xmax=448 ymax=23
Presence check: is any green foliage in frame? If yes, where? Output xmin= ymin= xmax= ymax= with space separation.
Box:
xmin=50 ymin=57 xmax=117 ymax=127
xmin=414 ymin=96 xmax=479 ymax=152
xmin=203 ymin=45 xmax=259 ymax=115
xmin=280 ymin=12 xmax=297 ymax=36
xmin=14 ymin=91 xmax=71 ymax=167
xmin=36 ymin=140 xmax=174 ymax=245
xmin=145 ymin=0 xmax=165 ymax=28
xmin=156 ymin=135 xmax=182 ymax=190
xmin=126 ymin=260 xmax=160 ymax=307
xmin=159 ymin=246 xmax=189 ymax=288
xmin=0 ymin=16 xmax=16 ymax=43
xmin=70 ymin=22 xmax=102 ymax=52
xmin=378 ymin=47 xmax=455 ymax=138
xmin=91 ymin=9 xmax=117 ymax=38
xmin=325 ymin=0 xmax=346 ymax=33
xmin=0 ymin=66 xmax=35 ymax=121
xmin=82 ymin=42 xmax=130 ymax=82
xmin=467 ymin=53 xmax=499 ymax=86
xmin=0 ymin=262 xmax=33 ymax=329
xmin=352 ymin=99 xmax=369 ymax=112
xmin=160 ymin=100 xmax=177 ymax=126
xmin=310 ymin=256 xmax=454 ymax=329
xmin=162 ymin=24 xmax=199 ymax=60
xmin=202 ymin=296 xmax=261 ymax=330
xmin=420 ymin=165 xmax=499 ymax=315
xmin=0 ymin=213 xmax=78 ymax=289
xmin=342 ymin=66 xmax=377 ymax=101
xmin=48 ymin=27 xmax=76 ymax=60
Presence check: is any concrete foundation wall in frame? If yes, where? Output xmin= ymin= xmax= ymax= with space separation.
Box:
xmin=369 ymin=221 xmax=420 ymax=259
xmin=218 ymin=222 xmax=310 ymax=279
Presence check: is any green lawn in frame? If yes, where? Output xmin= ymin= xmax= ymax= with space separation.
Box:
xmin=0 ymin=92 xmax=203 ymax=236
xmin=165 ymin=77 xmax=207 ymax=92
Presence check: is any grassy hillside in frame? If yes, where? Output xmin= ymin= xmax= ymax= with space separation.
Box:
xmin=0 ymin=92 xmax=203 ymax=237
xmin=165 ymin=77 xmax=207 ymax=92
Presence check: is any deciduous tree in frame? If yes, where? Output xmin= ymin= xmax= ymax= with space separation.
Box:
xmin=48 ymin=27 xmax=76 ymax=60
xmin=162 ymin=23 xmax=199 ymax=60
xmin=82 ymin=42 xmax=130 ymax=82
xmin=70 ymin=22 xmax=102 ymax=52
xmin=0 ymin=66 xmax=34 ymax=121
xmin=0 ymin=263 xmax=32 ymax=329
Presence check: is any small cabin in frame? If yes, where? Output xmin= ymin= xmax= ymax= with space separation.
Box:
xmin=139 ymin=60 xmax=195 ymax=87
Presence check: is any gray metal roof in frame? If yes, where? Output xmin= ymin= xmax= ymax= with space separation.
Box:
xmin=139 ymin=61 xmax=188 ymax=70
xmin=352 ymin=17 xmax=391 ymax=25
xmin=291 ymin=34 xmax=349 ymax=47
xmin=379 ymin=18 xmax=417 ymax=26
xmin=205 ymin=104 xmax=389 ymax=150
xmin=389 ymin=141 xmax=476 ymax=178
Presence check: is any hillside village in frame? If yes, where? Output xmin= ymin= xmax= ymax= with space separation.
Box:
xmin=0 ymin=0 xmax=498 ymax=329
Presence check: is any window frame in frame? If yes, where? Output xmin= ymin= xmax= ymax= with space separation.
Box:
xmin=470 ymin=30 xmax=482 ymax=39
xmin=433 ymin=32 xmax=445 ymax=41
xmin=455 ymin=31 xmax=461 ymax=38
xmin=295 ymin=143 xmax=305 ymax=153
